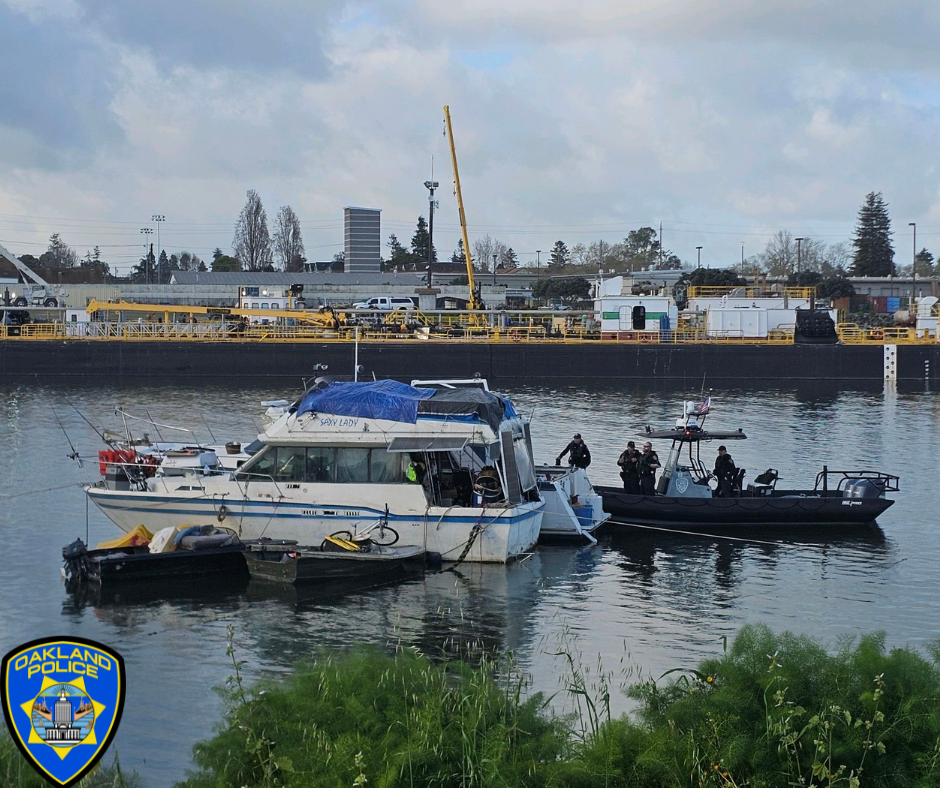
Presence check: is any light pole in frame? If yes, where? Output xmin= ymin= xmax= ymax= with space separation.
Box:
xmin=492 ymin=253 xmax=498 ymax=287
xmin=695 ymin=246 xmax=702 ymax=269
xmin=910 ymin=222 xmax=917 ymax=307
xmin=424 ymin=180 xmax=439 ymax=288
xmin=152 ymin=215 xmax=165 ymax=284
xmin=536 ymin=250 xmax=541 ymax=279
xmin=741 ymin=243 xmax=745 ymax=276
xmin=795 ymin=237 xmax=804 ymax=276
xmin=140 ymin=228 xmax=153 ymax=282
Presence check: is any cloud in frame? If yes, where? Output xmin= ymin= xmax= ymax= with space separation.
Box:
xmin=2 ymin=0 xmax=940 ymax=273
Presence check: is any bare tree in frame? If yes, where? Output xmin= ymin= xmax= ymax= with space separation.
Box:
xmin=471 ymin=235 xmax=507 ymax=272
xmin=233 ymin=190 xmax=271 ymax=271
xmin=759 ymin=230 xmax=796 ymax=277
xmin=273 ymin=205 xmax=305 ymax=272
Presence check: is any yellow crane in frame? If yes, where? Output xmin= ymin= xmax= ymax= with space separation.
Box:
xmin=443 ymin=105 xmax=486 ymax=314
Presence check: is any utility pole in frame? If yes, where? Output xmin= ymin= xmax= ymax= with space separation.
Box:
xmin=152 ymin=215 xmax=165 ymax=284
xmin=140 ymin=228 xmax=153 ymax=282
xmin=492 ymin=253 xmax=497 ymax=287
xmin=910 ymin=222 xmax=917 ymax=307
xmin=795 ymin=237 xmax=803 ymax=276
xmin=423 ymin=178 xmax=439 ymax=287
xmin=741 ymin=243 xmax=745 ymax=276
xmin=695 ymin=246 xmax=702 ymax=269
xmin=659 ymin=221 xmax=663 ymax=269
xmin=536 ymin=250 xmax=541 ymax=279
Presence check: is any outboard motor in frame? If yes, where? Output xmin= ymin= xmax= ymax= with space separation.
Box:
xmin=62 ymin=538 xmax=92 ymax=587
xmin=843 ymin=479 xmax=885 ymax=499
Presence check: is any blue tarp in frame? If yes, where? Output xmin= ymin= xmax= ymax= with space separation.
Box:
xmin=296 ymin=380 xmax=435 ymax=424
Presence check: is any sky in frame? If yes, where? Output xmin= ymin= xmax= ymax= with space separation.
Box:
xmin=2 ymin=0 xmax=940 ymax=275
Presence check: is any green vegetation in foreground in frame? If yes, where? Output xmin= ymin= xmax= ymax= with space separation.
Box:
xmin=174 ymin=625 xmax=940 ymax=788
xmin=0 ymin=731 xmax=142 ymax=787
xmin=4 ymin=625 xmax=940 ymax=787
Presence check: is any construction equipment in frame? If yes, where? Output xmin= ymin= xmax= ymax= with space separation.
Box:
xmin=0 ymin=242 xmax=67 ymax=307
xmin=84 ymin=300 xmax=348 ymax=329
xmin=443 ymin=105 xmax=486 ymax=315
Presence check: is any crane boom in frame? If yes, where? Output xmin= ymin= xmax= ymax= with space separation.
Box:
xmin=0 ymin=242 xmax=50 ymax=286
xmin=443 ymin=105 xmax=485 ymax=312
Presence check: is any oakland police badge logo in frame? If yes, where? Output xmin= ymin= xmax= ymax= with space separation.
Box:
xmin=1 ymin=637 xmax=126 ymax=787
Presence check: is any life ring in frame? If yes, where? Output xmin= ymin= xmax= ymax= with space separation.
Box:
xmin=510 ymin=330 xmax=522 ymax=342
xmin=217 ymin=504 xmax=229 ymax=522
xmin=870 ymin=329 xmax=884 ymax=341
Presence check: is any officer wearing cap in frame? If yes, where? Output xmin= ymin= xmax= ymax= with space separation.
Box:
xmin=714 ymin=444 xmax=736 ymax=497
xmin=556 ymin=433 xmax=592 ymax=469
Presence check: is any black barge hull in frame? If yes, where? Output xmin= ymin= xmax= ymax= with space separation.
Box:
xmin=597 ymin=486 xmax=894 ymax=528
xmin=3 ymin=340 xmax=939 ymax=382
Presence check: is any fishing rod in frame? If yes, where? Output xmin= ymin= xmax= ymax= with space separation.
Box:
xmin=51 ymin=406 xmax=82 ymax=466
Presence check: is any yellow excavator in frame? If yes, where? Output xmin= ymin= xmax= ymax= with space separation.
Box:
xmin=443 ymin=105 xmax=487 ymax=318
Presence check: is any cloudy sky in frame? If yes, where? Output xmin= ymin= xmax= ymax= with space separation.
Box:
xmin=2 ymin=0 xmax=939 ymax=275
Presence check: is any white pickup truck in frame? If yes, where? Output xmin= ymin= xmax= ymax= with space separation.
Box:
xmin=352 ymin=296 xmax=416 ymax=310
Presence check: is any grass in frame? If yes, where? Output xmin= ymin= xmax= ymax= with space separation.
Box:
xmin=0 ymin=729 xmax=143 ymax=787
xmin=5 ymin=625 xmax=940 ymax=787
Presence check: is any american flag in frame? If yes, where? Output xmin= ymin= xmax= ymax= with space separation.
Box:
xmin=699 ymin=396 xmax=711 ymax=414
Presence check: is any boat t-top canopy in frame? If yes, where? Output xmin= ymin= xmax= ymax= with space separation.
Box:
xmin=644 ymin=428 xmax=747 ymax=442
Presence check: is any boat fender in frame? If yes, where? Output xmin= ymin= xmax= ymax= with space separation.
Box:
xmin=217 ymin=504 xmax=229 ymax=522
xmin=425 ymin=551 xmax=443 ymax=571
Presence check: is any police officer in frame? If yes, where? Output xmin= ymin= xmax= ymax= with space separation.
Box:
xmin=617 ymin=441 xmax=641 ymax=493
xmin=714 ymin=445 xmax=736 ymax=497
xmin=556 ymin=433 xmax=591 ymax=469
xmin=638 ymin=441 xmax=661 ymax=496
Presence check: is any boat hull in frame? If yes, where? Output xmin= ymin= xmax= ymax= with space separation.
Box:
xmin=83 ymin=545 xmax=248 ymax=584
xmin=246 ymin=545 xmax=427 ymax=585
xmin=85 ymin=487 xmax=543 ymax=564
xmin=597 ymin=486 xmax=894 ymax=528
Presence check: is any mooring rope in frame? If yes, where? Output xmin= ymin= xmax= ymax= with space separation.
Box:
xmin=608 ymin=520 xmax=823 ymax=548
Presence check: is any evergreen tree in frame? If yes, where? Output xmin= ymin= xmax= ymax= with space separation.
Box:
xmin=501 ymin=247 xmax=519 ymax=267
xmin=851 ymin=192 xmax=894 ymax=276
xmin=410 ymin=216 xmax=436 ymax=263
xmin=212 ymin=247 xmax=224 ymax=261
xmin=451 ymin=239 xmax=466 ymax=264
xmin=549 ymin=240 xmax=569 ymax=267
xmin=386 ymin=234 xmax=413 ymax=270
xmin=914 ymin=248 xmax=935 ymax=277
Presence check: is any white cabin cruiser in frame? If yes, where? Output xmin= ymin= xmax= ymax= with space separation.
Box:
xmin=86 ymin=380 xmax=545 ymax=563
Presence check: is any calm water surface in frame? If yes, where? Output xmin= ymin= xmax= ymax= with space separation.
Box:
xmin=0 ymin=380 xmax=937 ymax=784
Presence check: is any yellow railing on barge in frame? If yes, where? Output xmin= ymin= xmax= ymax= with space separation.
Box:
xmin=2 ymin=321 xmax=936 ymax=345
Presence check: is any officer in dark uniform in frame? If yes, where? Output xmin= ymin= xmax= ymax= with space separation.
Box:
xmin=617 ymin=441 xmax=641 ymax=493
xmin=638 ymin=441 xmax=661 ymax=496
xmin=556 ymin=433 xmax=591 ymax=469
xmin=714 ymin=445 xmax=736 ymax=497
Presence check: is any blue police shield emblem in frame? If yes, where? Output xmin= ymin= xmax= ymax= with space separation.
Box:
xmin=676 ymin=477 xmax=689 ymax=494
xmin=1 ymin=637 xmax=126 ymax=787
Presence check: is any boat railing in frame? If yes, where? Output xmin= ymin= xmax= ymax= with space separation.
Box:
xmin=812 ymin=468 xmax=900 ymax=493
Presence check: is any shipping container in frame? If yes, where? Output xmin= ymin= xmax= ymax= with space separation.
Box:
xmin=870 ymin=296 xmax=888 ymax=314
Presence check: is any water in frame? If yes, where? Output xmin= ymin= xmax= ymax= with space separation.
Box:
xmin=0 ymin=380 xmax=937 ymax=784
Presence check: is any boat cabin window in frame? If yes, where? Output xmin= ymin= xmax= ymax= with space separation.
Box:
xmin=236 ymin=446 xmax=405 ymax=484
xmin=275 ymin=446 xmax=307 ymax=482
xmin=335 ymin=448 xmax=370 ymax=483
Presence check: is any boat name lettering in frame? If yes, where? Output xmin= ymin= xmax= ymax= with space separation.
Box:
xmin=319 ymin=417 xmax=359 ymax=428
xmin=841 ymin=500 xmax=863 ymax=506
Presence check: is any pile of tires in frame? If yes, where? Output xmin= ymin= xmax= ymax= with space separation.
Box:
xmin=795 ymin=310 xmax=838 ymax=343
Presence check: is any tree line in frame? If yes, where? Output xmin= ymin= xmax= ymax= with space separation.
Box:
xmin=6 ymin=191 xmax=933 ymax=284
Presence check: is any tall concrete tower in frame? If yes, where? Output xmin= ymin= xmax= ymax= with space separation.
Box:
xmin=344 ymin=207 xmax=381 ymax=273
